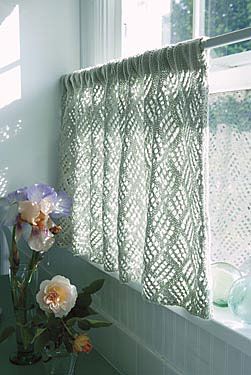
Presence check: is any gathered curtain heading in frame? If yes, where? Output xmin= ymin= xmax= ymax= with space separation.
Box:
xmin=58 ymin=39 xmax=211 ymax=319
xmin=63 ymin=40 xmax=206 ymax=89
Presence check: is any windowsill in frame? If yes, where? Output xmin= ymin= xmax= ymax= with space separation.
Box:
xmin=84 ymin=258 xmax=251 ymax=357
xmin=209 ymin=51 xmax=251 ymax=93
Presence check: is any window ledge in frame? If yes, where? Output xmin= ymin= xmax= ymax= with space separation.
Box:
xmin=209 ymin=57 xmax=251 ymax=93
xmin=86 ymin=258 xmax=251 ymax=357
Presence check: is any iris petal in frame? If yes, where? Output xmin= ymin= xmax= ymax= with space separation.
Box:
xmin=26 ymin=183 xmax=57 ymax=204
xmin=6 ymin=187 xmax=28 ymax=204
xmin=0 ymin=200 xmax=18 ymax=226
xmin=15 ymin=222 xmax=32 ymax=243
xmin=0 ymin=227 xmax=9 ymax=274
xmin=28 ymin=227 xmax=55 ymax=252
xmin=50 ymin=191 xmax=72 ymax=218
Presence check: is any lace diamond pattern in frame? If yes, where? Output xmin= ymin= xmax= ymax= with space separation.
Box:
xmin=58 ymin=40 xmax=210 ymax=319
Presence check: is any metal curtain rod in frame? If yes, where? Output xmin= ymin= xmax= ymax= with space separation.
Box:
xmin=202 ymin=27 xmax=251 ymax=49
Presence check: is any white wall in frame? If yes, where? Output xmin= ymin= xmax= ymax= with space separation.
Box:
xmin=0 ymin=0 xmax=80 ymax=193
xmin=0 ymin=0 xmax=80 ymax=273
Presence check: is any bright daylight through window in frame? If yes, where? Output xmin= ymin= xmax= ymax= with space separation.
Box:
xmin=122 ymin=0 xmax=251 ymax=316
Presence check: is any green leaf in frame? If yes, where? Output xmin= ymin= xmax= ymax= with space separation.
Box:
xmin=77 ymin=320 xmax=91 ymax=331
xmin=66 ymin=317 xmax=90 ymax=330
xmin=32 ymin=328 xmax=47 ymax=344
xmin=65 ymin=318 xmax=76 ymax=327
xmin=0 ymin=326 xmax=15 ymax=344
xmin=85 ymin=319 xmax=112 ymax=328
xmin=34 ymin=329 xmax=51 ymax=352
xmin=83 ymin=279 xmax=105 ymax=294
xmin=77 ymin=292 xmax=92 ymax=308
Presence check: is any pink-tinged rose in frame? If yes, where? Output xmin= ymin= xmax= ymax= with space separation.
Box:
xmin=18 ymin=201 xmax=40 ymax=225
xmin=73 ymin=335 xmax=93 ymax=353
xmin=36 ymin=275 xmax=77 ymax=318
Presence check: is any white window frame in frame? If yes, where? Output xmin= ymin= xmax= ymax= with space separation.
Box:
xmin=191 ymin=0 xmax=251 ymax=92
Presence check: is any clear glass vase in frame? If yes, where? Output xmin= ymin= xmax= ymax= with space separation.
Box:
xmin=43 ymin=346 xmax=78 ymax=375
xmin=9 ymin=264 xmax=41 ymax=365
xmin=211 ymin=262 xmax=241 ymax=307
xmin=228 ymin=276 xmax=251 ymax=324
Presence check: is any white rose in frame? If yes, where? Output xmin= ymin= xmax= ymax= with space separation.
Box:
xmin=36 ymin=275 xmax=77 ymax=318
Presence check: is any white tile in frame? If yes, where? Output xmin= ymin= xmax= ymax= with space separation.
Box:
xmin=91 ymin=324 xmax=116 ymax=363
xmin=134 ymin=290 xmax=146 ymax=339
xmin=152 ymin=304 xmax=165 ymax=357
xmin=142 ymin=298 xmax=155 ymax=349
xmin=243 ymin=354 xmax=251 ymax=375
xmin=211 ymin=337 xmax=227 ymax=375
xmin=164 ymin=364 xmax=180 ymax=375
xmin=185 ymin=321 xmax=199 ymax=375
xmin=174 ymin=315 xmax=185 ymax=372
xmin=197 ymin=328 xmax=211 ymax=375
xmin=118 ymin=284 xmax=128 ymax=327
xmin=137 ymin=344 xmax=164 ymax=375
xmin=226 ymin=345 xmax=242 ymax=375
xmin=163 ymin=307 xmax=175 ymax=363
xmin=113 ymin=326 xmax=137 ymax=375
xmin=112 ymin=278 xmax=120 ymax=321
xmin=126 ymin=288 xmax=138 ymax=334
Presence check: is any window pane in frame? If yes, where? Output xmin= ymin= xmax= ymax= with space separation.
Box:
xmin=205 ymin=0 xmax=251 ymax=57
xmin=169 ymin=0 xmax=193 ymax=44
xmin=122 ymin=0 xmax=192 ymax=57
xmin=209 ymin=90 xmax=251 ymax=267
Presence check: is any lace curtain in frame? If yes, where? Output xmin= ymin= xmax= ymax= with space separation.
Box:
xmin=58 ymin=39 xmax=210 ymax=319
xmin=209 ymin=90 xmax=251 ymax=268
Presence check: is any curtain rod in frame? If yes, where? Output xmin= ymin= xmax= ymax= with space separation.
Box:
xmin=202 ymin=27 xmax=251 ymax=49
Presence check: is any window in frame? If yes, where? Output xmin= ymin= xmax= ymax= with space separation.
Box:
xmin=122 ymin=0 xmax=251 ymax=58
xmin=121 ymin=0 xmax=251 ymax=271
xmin=80 ymin=0 xmax=251 ymax=271
xmin=205 ymin=0 xmax=251 ymax=57
xmin=122 ymin=0 xmax=193 ymax=57
xmin=209 ymin=90 xmax=251 ymax=269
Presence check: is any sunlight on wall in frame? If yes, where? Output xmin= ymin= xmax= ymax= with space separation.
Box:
xmin=0 ymin=119 xmax=22 ymax=142
xmin=0 ymin=66 xmax=21 ymax=109
xmin=0 ymin=5 xmax=21 ymax=109
xmin=0 ymin=5 xmax=20 ymax=69
xmin=0 ymin=167 xmax=8 ymax=196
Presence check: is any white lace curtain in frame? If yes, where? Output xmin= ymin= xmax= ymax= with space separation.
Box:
xmin=209 ymin=90 xmax=251 ymax=268
xmin=58 ymin=39 xmax=211 ymax=319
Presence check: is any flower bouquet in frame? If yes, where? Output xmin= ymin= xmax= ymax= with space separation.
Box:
xmin=0 ymin=183 xmax=111 ymax=370
xmin=34 ymin=275 xmax=111 ymax=374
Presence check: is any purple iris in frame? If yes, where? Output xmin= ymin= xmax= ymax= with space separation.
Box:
xmin=0 ymin=183 xmax=72 ymax=252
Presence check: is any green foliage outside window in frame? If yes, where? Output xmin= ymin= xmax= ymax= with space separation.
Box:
xmin=209 ymin=90 xmax=251 ymax=132
xmin=169 ymin=0 xmax=251 ymax=56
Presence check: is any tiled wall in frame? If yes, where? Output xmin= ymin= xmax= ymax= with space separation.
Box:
xmin=43 ymin=248 xmax=251 ymax=375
